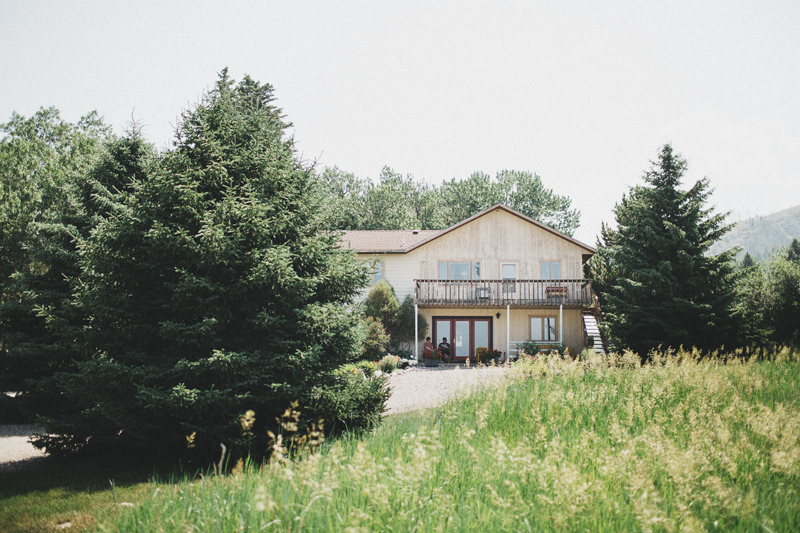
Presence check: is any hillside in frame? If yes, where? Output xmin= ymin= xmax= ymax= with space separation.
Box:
xmin=710 ymin=204 xmax=800 ymax=260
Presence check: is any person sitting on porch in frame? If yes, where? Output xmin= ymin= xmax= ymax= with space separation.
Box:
xmin=423 ymin=336 xmax=434 ymax=352
xmin=438 ymin=337 xmax=451 ymax=362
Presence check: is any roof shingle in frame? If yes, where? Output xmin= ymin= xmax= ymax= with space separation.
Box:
xmin=341 ymin=230 xmax=441 ymax=252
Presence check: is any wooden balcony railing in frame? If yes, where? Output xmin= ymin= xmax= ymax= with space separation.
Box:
xmin=414 ymin=279 xmax=593 ymax=307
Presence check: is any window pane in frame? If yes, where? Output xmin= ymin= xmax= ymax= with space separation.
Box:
xmin=502 ymin=264 xmax=516 ymax=280
xmin=450 ymin=262 xmax=469 ymax=280
xmin=541 ymin=262 xmax=550 ymax=280
xmin=531 ymin=318 xmax=542 ymax=341
xmin=545 ymin=318 xmax=556 ymax=340
xmin=474 ymin=321 xmax=489 ymax=357
xmin=455 ymin=320 xmax=470 ymax=358
xmin=374 ymin=262 xmax=383 ymax=284
xmin=472 ymin=262 xmax=480 ymax=280
xmin=435 ymin=319 xmax=451 ymax=355
xmin=551 ymin=262 xmax=560 ymax=280
xmin=438 ymin=262 xmax=447 ymax=280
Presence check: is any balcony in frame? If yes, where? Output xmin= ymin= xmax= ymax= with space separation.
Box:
xmin=414 ymin=279 xmax=593 ymax=308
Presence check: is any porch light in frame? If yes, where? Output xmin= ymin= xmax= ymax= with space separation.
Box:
xmin=496 ymin=312 xmax=501 ymax=319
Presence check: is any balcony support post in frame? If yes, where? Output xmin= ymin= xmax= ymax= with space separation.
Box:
xmin=559 ymin=304 xmax=563 ymax=346
xmin=414 ymin=304 xmax=419 ymax=363
xmin=506 ymin=304 xmax=510 ymax=362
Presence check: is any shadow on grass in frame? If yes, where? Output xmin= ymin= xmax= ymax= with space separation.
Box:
xmin=0 ymin=452 xmax=191 ymax=532
xmin=0 ymin=447 xmax=199 ymax=498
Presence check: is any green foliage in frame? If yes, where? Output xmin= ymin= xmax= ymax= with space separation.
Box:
xmin=587 ymin=145 xmax=743 ymax=355
xmin=0 ymin=393 xmax=27 ymax=423
xmin=517 ymin=340 xmax=541 ymax=357
xmin=787 ymin=238 xmax=800 ymax=264
xmin=361 ymin=316 xmax=390 ymax=360
xmin=318 ymin=166 xmax=580 ymax=236
xmin=377 ymin=354 xmax=401 ymax=373
xmin=740 ymin=251 xmax=756 ymax=269
xmin=396 ymin=294 xmax=428 ymax=346
xmin=0 ymin=132 xmax=153 ymax=398
xmin=319 ymin=166 xmax=370 ymax=230
xmin=0 ymin=108 xmax=111 ymax=384
xmin=392 ymin=348 xmax=413 ymax=360
xmin=26 ymin=72 xmax=371 ymax=460
xmin=101 ymin=349 xmax=800 ymax=532
xmin=363 ymin=280 xmax=400 ymax=338
xmin=333 ymin=360 xmax=379 ymax=376
xmin=440 ymin=170 xmax=581 ymax=235
xmin=738 ymin=250 xmax=800 ymax=347
xmin=307 ymin=371 xmax=390 ymax=436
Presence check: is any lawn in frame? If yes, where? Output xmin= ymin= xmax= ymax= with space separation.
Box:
xmin=2 ymin=348 xmax=798 ymax=532
xmin=0 ymin=454 xmax=175 ymax=532
xmin=103 ymin=348 xmax=800 ymax=531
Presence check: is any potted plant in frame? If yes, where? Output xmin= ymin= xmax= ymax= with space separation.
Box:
xmin=484 ymin=348 xmax=502 ymax=364
xmin=422 ymin=348 xmax=442 ymax=367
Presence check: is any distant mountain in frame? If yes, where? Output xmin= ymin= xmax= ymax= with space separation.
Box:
xmin=710 ymin=204 xmax=800 ymax=260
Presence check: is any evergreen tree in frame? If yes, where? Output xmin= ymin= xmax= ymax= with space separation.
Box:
xmin=32 ymin=72 xmax=370 ymax=459
xmin=786 ymin=238 xmax=800 ymax=264
xmin=396 ymin=294 xmax=429 ymax=350
xmin=363 ymin=280 xmax=401 ymax=340
xmin=0 ymin=132 xmax=152 ymax=406
xmin=587 ymin=145 xmax=741 ymax=355
xmin=741 ymin=252 xmax=756 ymax=269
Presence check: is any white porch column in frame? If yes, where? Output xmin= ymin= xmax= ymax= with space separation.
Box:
xmin=559 ymin=304 xmax=563 ymax=346
xmin=506 ymin=304 xmax=510 ymax=361
xmin=414 ymin=304 xmax=419 ymax=362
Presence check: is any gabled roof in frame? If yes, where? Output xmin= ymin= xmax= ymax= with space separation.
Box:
xmin=341 ymin=229 xmax=441 ymax=253
xmin=341 ymin=204 xmax=596 ymax=256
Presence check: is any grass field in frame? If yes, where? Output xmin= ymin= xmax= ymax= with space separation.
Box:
xmin=0 ymin=454 xmax=174 ymax=532
xmin=89 ymin=348 xmax=799 ymax=532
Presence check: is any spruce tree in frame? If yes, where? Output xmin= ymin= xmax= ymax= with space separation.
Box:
xmin=33 ymin=72 xmax=370 ymax=459
xmin=588 ymin=145 xmax=741 ymax=355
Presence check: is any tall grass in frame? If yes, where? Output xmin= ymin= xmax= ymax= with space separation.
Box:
xmin=103 ymin=348 xmax=800 ymax=532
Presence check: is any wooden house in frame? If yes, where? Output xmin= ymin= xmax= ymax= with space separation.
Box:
xmin=341 ymin=204 xmax=599 ymax=361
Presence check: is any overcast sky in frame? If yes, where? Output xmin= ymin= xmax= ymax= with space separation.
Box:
xmin=2 ymin=1 xmax=798 ymax=245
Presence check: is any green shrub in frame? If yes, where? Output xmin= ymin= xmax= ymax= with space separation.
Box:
xmin=377 ymin=355 xmax=400 ymax=373
xmin=362 ymin=317 xmax=390 ymax=360
xmin=517 ymin=340 xmax=540 ymax=357
xmin=308 ymin=372 xmax=390 ymax=436
xmin=333 ymin=360 xmax=378 ymax=377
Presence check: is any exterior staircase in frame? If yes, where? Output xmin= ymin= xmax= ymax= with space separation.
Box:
xmin=582 ymin=312 xmax=604 ymax=354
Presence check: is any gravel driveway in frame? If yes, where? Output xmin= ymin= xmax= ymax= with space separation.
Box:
xmin=384 ymin=364 xmax=508 ymax=415
xmin=0 ymin=424 xmax=47 ymax=472
xmin=0 ymin=365 xmax=508 ymax=470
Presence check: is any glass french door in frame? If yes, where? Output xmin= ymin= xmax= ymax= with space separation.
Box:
xmin=433 ymin=317 xmax=493 ymax=362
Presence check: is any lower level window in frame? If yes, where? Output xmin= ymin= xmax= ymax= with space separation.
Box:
xmin=531 ymin=317 xmax=557 ymax=341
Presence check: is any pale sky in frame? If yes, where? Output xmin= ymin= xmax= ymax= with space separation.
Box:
xmin=2 ymin=1 xmax=798 ymax=245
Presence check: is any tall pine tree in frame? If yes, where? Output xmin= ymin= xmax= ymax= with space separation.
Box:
xmin=587 ymin=145 xmax=741 ymax=355
xmin=32 ymin=72 xmax=370 ymax=458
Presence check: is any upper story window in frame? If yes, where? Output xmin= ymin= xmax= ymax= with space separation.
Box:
xmin=373 ymin=261 xmax=384 ymax=284
xmin=439 ymin=261 xmax=480 ymax=280
xmin=501 ymin=262 xmax=517 ymax=293
xmin=541 ymin=261 xmax=561 ymax=280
